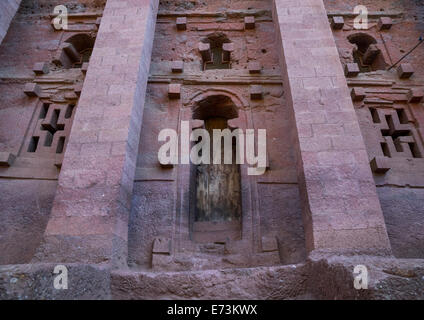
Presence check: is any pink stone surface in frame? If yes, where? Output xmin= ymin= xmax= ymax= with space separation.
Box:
xmin=250 ymin=85 xmax=263 ymax=99
xmin=171 ymin=60 xmax=184 ymax=73
xmin=244 ymin=16 xmax=255 ymax=29
xmin=350 ymin=87 xmax=366 ymax=101
xmin=408 ymin=88 xmax=424 ymax=103
xmin=23 ymin=83 xmax=41 ymax=97
xmin=0 ymin=0 xmax=423 ymax=300
xmin=378 ymin=17 xmax=393 ymax=30
xmin=36 ymin=0 xmax=160 ymax=266
xmin=273 ymin=0 xmax=391 ymax=254
xmin=397 ymin=63 xmax=414 ymax=79
xmin=176 ymin=17 xmax=187 ymax=30
xmin=331 ymin=16 xmax=344 ymax=30
xmin=345 ymin=63 xmax=360 ymax=77
xmin=32 ymin=62 xmax=49 ymax=75
xmin=168 ymin=83 xmax=181 ymax=99
xmin=0 ymin=0 xmax=21 ymax=44
xmin=248 ymin=61 xmax=262 ymax=73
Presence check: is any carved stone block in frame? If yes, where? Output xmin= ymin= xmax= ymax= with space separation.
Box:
xmin=168 ymin=83 xmax=181 ymax=99
xmin=350 ymin=87 xmax=366 ymax=101
xmin=222 ymin=42 xmax=234 ymax=63
xmin=370 ymin=157 xmax=391 ymax=173
xmin=407 ymin=88 xmax=424 ymax=103
xmin=345 ymin=63 xmax=360 ymax=77
xmin=152 ymin=237 xmax=171 ymax=255
xmin=397 ymin=63 xmax=414 ymax=79
xmin=0 ymin=152 xmax=16 ymax=167
xmin=62 ymin=43 xmax=81 ymax=62
xmin=171 ymin=60 xmax=184 ymax=73
xmin=262 ymin=236 xmax=278 ymax=252
xmin=250 ymin=85 xmax=263 ymax=100
xmin=24 ymin=83 xmax=41 ymax=97
xmin=362 ymin=44 xmax=381 ymax=65
xmin=176 ymin=17 xmax=187 ymax=30
xmin=331 ymin=16 xmax=344 ymax=30
xmin=244 ymin=16 xmax=255 ymax=29
xmin=198 ymin=42 xmax=211 ymax=62
xmin=248 ymin=61 xmax=261 ymax=74
xmin=33 ymin=62 xmax=49 ymax=75
xmin=378 ymin=17 xmax=393 ymax=30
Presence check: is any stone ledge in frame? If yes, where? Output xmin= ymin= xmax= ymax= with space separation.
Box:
xmin=111 ymin=264 xmax=307 ymax=300
xmin=0 ymin=156 xmax=60 ymax=180
xmin=0 ymin=263 xmax=111 ymax=300
xmin=306 ymin=253 xmax=424 ymax=300
xmin=326 ymin=11 xmax=403 ymax=18
xmin=157 ymin=9 xmax=272 ymax=19
xmin=0 ymin=152 xmax=16 ymax=167
xmin=1 ymin=255 xmax=423 ymax=299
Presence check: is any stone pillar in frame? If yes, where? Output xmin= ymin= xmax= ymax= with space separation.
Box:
xmin=0 ymin=0 xmax=21 ymax=44
xmin=35 ymin=0 xmax=160 ymax=267
xmin=273 ymin=0 xmax=391 ymax=255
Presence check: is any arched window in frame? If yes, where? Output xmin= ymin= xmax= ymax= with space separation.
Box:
xmin=199 ymin=33 xmax=233 ymax=71
xmin=348 ymin=33 xmax=387 ymax=72
xmin=54 ymin=33 xmax=95 ymax=69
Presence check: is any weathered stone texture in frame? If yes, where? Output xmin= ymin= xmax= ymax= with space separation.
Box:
xmin=0 ymin=0 xmax=424 ymax=300
xmin=0 ymin=0 xmax=106 ymax=266
xmin=0 ymin=263 xmax=112 ymax=300
xmin=128 ymin=0 xmax=306 ymax=272
xmin=0 ymin=180 xmax=57 ymax=265
xmin=377 ymin=187 xmax=424 ymax=259
xmin=35 ymin=0 xmax=160 ymax=266
xmin=306 ymin=253 xmax=424 ymax=300
xmin=0 ymin=0 xmax=21 ymax=44
xmin=327 ymin=0 xmax=424 ymax=260
xmin=273 ymin=0 xmax=391 ymax=254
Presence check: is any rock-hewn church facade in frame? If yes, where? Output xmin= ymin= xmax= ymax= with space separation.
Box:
xmin=0 ymin=0 xmax=423 ymax=299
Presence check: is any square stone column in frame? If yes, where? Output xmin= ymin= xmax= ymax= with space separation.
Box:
xmin=34 ymin=0 xmax=160 ymax=267
xmin=273 ymin=0 xmax=391 ymax=255
xmin=0 ymin=0 xmax=21 ymax=44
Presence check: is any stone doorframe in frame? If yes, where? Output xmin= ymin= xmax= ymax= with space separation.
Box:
xmin=171 ymin=87 xmax=266 ymax=256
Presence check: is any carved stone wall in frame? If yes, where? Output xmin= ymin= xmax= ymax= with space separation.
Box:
xmin=0 ymin=0 xmax=105 ymax=264
xmin=0 ymin=0 xmax=423 ymax=300
xmin=128 ymin=0 xmax=306 ymax=271
xmin=327 ymin=0 xmax=424 ymax=258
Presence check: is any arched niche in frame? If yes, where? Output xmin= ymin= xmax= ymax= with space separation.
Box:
xmin=347 ymin=32 xmax=388 ymax=72
xmin=183 ymin=89 xmax=250 ymax=244
xmin=53 ymin=33 xmax=96 ymax=68
xmin=190 ymin=94 xmax=242 ymax=243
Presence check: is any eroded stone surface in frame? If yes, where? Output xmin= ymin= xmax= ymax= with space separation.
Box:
xmin=327 ymin=0 xmax=424 ymax=261
xmin=0 ymin=0 xmax=423 ymax=300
